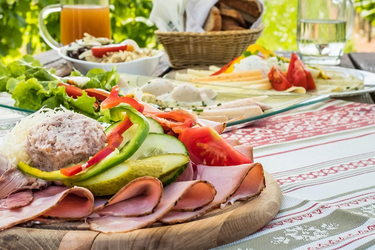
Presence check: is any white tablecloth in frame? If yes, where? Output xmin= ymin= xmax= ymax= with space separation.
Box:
xmin=219 ymin=100 xmax=375 ymax=249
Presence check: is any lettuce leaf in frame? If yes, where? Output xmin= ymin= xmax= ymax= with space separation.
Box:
xmin=71 ymin=67 xmax=119 ymax=91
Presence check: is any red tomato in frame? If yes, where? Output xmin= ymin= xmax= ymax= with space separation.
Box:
xmin=287 ymin=53 xmax=316 ymax=90
xmin=268 ymin=66 xmax=292 ymax=91
xmin=92 ymin=44 xmax=133 ymax=58
xmin=305 ymin=70 xmax=316 ymax=90
xmin=179 ymin=127 xmax=252 ymax=166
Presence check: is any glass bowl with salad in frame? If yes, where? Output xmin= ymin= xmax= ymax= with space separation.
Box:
xmin=58 ymin=33 xmax=164 ymax=75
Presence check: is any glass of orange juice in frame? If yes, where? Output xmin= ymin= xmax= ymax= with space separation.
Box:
xmin=39 ymin=0 xmax=111 ymax=50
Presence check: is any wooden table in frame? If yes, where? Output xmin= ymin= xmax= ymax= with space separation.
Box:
xmin=35 ymin=50 xmax=375 ymax=104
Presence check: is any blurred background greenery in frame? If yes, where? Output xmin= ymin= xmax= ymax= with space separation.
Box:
xmin=0 ymin=0 xmax=373 ymax=63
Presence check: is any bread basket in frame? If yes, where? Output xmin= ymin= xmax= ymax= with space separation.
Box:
xmin=155 ymin=23 xmax=264 ymax=68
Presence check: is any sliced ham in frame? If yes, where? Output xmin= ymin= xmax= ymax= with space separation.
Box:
xmin=234 ymin=144 xmax=254 ymax=163
xmin=197 ymin=118 xmax=226 ymax=134
xmin=197 ymin=115 xmax=228 ymax=123
xmin=159 ymin=163 xmax=265 ymax=224
xmin=6 ymin=190 xmax=33 ymax=209
xmin=194 ymin=106 xmax=263 ymax=121
xmin=94 ymin=176 xmax=163 ymax=217
xmin=175 ymin=162 xmax=194 ymax=182
xmin=222 ymin=163 xmax=265 ymax=207
xmin=0 ymin=167 xmax=49 ymax=200
xmin=88 ymin=180 xmax=216 ymax=233
xmin=0 ymin=186 xmax=94 ymax=231
xmin=225 ymin=138 xmax=241 ymax=146
xmin=206 ymin=97 xmax=272 ymax=111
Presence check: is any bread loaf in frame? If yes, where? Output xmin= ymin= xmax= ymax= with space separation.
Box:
xmin=219 ymin=0 xmax=262 ymax=23
xmin=219 ymin=3 xmax=246 ymax=28
xmin=203 ymin=6 xmax=222 ymax=31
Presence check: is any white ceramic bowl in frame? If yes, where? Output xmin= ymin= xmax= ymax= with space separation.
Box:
xmin=58 ymin=46 xmax=164 ymax=76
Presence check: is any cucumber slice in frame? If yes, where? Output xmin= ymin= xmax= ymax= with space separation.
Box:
xmin=64 ymin=154 xmax=189 ymax=196
xmin=130 ymin=133 xmax=188 ymax=160
xmin=159 ymin=167 xmax=186 ymax=186
xmin=105 ymin=117 xmax=163 ymax=135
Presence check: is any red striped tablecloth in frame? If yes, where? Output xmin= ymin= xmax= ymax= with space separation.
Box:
xmin=219 ymin=100 xmax=375 ymax=250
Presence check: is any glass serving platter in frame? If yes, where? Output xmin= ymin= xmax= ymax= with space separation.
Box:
xmin=0 ymin=74 xmax=329 ymax=133
xmin=121 ymin=74 xmax=330 ymax=132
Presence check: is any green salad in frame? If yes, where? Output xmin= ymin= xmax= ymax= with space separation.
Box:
xmin=0 ymin=55 xmax=119 ymax=119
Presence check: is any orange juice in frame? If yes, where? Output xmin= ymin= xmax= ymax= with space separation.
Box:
xmin=60 ymin=5 xmax=111 ymax=45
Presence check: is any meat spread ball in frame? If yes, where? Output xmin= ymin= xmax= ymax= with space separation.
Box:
xmin=25 ymin=112 xmax=107 ymax=171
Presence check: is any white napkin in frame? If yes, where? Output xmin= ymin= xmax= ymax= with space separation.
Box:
xmin=185 ymin=0 xmax=218 ymax=32
xmin=149 ymin=0 xmax=189 ymax=32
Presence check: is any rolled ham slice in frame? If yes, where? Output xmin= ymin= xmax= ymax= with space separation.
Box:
xmin=197 ymin=118 xmax=226 ymax=134
xmin=234 ymin=144 xmax=254 ymax=163
xmin=206 ymin=97 xmax=272 ymax=111
xmin=195 ymin=106 xmax=263 ymax=121
xmin=175 ymin=162 xmax=194 ymax=182
xmin=0 ymin=186 xmax=94 ymax=231
xmin=0 ymin=167 xmax=49 ymax=200
xmin=94 ymin=176 xmax=163 ymax=217
xmin=159 ymin=163 xmax=265 ymax=224
xmin=88 ymin=180 xmax=216 ymax=233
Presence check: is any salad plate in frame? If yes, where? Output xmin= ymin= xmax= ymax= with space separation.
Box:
xmin=164 ymin=66 xmax=375 ymax=98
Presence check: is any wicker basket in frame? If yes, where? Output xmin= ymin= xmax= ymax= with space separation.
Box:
xmin=155 ymin=23 xmax=264 ymax=68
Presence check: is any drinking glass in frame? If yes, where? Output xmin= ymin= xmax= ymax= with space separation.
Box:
xmin=297 ymin=0 xmax=354 ymax=65
xmin=39 ymin=0 xmax=111 ymax=50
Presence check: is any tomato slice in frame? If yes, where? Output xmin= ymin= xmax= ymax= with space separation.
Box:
xmin=286 ymin=53 xmax=316 ymax=90
xmin=179 ymin=127 xmax=252 ymax=166
xmin=92 ymin=44 xmax=134 ymax=58
xmin=305 ymin=70 xmax=316 ymax=90
xmin=287 ymin=54 xmax=307 ymax=89
xmin=268 ymin=66 xmax=292 ymax=91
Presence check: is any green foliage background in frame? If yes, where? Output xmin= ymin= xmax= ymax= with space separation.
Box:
xmin=0 ymin=0 xmax=355 ymax=63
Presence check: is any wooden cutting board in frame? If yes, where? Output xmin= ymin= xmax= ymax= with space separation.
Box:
xmin=0 ymin=172 xmax=281 ymax=250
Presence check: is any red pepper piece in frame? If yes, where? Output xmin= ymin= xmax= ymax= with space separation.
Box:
xmin=84 ymin=88 xmax=110 ymax=102
xmin=210 ymin=57 xmax=239 ymax=76
xmin=101 ymin=86 xmax=144 ymax=113
xmin=58 ymin=82 xmax=83 ymax=98
xmin=92 ymin=44 xmax=128 ymax=58
xmin=144 ymin=110 xmax=195 ymax=134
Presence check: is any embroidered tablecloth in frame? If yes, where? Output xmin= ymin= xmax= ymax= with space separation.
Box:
xmin=219 ymin=100 xmax=375 ymax=250
xmin=1 ymin=99 xmax=375 ymax=249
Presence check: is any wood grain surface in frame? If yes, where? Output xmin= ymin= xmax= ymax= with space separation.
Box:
xmin=0 ymin=172 xmax=281 ymax=250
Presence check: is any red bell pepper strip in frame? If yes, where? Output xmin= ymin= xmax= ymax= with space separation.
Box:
xmin=101 ymin=86 xmax=144 ymax=113
xmin=84 ymin=88 xmax=110 ymax=102
xmin=58 ymin=82 xmax=83 ymax=98
xmin=58 ymin=82 xmax=110 ymax=102
xmin=144 ymin=110 xmax=195 ymax=134
xmin=92 ymin=44 xmax=133 ymax=58
xmin=210 ymin=57 xmax=239 ymax=76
